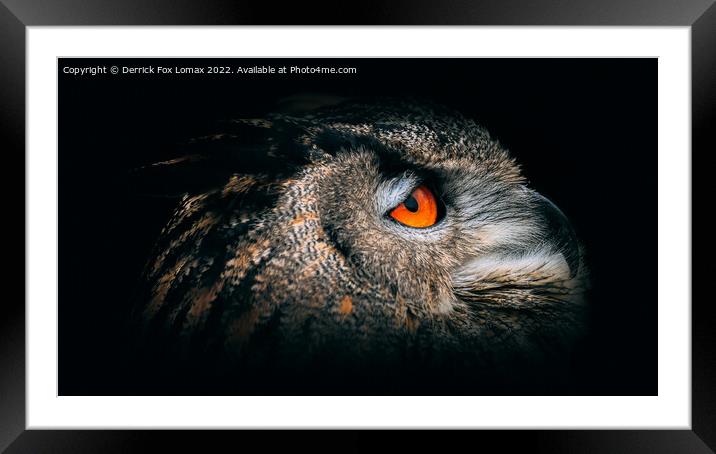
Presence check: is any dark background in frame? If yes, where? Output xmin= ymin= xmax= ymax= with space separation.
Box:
xmin=58 ymin=57 xmax=656 ymax=395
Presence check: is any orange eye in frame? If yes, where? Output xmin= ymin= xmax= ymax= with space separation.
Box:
xmin=389 ymin=185 xmax=439 ymax=228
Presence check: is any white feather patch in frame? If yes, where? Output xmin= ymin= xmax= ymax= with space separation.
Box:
xmin=452 ymin=251 xmax=572 ymax=288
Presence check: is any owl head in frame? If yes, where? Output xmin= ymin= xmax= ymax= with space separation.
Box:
xmin=132 ymin=98 xmax=587 ymax=392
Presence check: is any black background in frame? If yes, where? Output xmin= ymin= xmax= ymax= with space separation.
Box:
xmin=58 ymin=57 xmax=656 ymax=395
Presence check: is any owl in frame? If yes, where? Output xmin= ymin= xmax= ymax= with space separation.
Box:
xmin=131 ymin=97 xmax=588 ymax=393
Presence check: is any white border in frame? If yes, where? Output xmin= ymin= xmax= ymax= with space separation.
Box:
xmin=27 ymin=27 xmax=691 ymax=428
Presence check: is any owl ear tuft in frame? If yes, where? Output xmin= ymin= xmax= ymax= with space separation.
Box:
xmin=127 ymin=118 xmax=311 ymax=197
xmin=127 ymin=152 xmax=232 ymax=198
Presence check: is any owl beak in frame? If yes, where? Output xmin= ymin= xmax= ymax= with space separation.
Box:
xmin=534 ymin=193 xmax=581 ymax=278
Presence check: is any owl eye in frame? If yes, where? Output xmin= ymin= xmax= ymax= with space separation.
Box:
xmin=389 ymin=185 xmax=439 ymax=228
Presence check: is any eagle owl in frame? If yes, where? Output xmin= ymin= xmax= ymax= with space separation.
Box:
xmin=133 ymin=98 xmax=587 ymax=393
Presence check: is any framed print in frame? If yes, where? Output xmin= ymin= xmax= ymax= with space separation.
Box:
xmin=2 ymin=0 xmax=710 ymax=452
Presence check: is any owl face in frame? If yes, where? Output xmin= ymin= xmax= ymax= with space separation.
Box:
xmin=316 ymin=145 xmax=580 ymax=314
xmin=135 ymin=99 xmax=587 ymax=380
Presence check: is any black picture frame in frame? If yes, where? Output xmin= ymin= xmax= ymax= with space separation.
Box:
xmin=1 ymin=1 xmax=709 ymax=452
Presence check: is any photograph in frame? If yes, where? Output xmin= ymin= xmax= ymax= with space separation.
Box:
xmin=58 ymin=57 xmax=656 ymax=396
xmin=3 ymin=1 xmax=707 ymax=446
